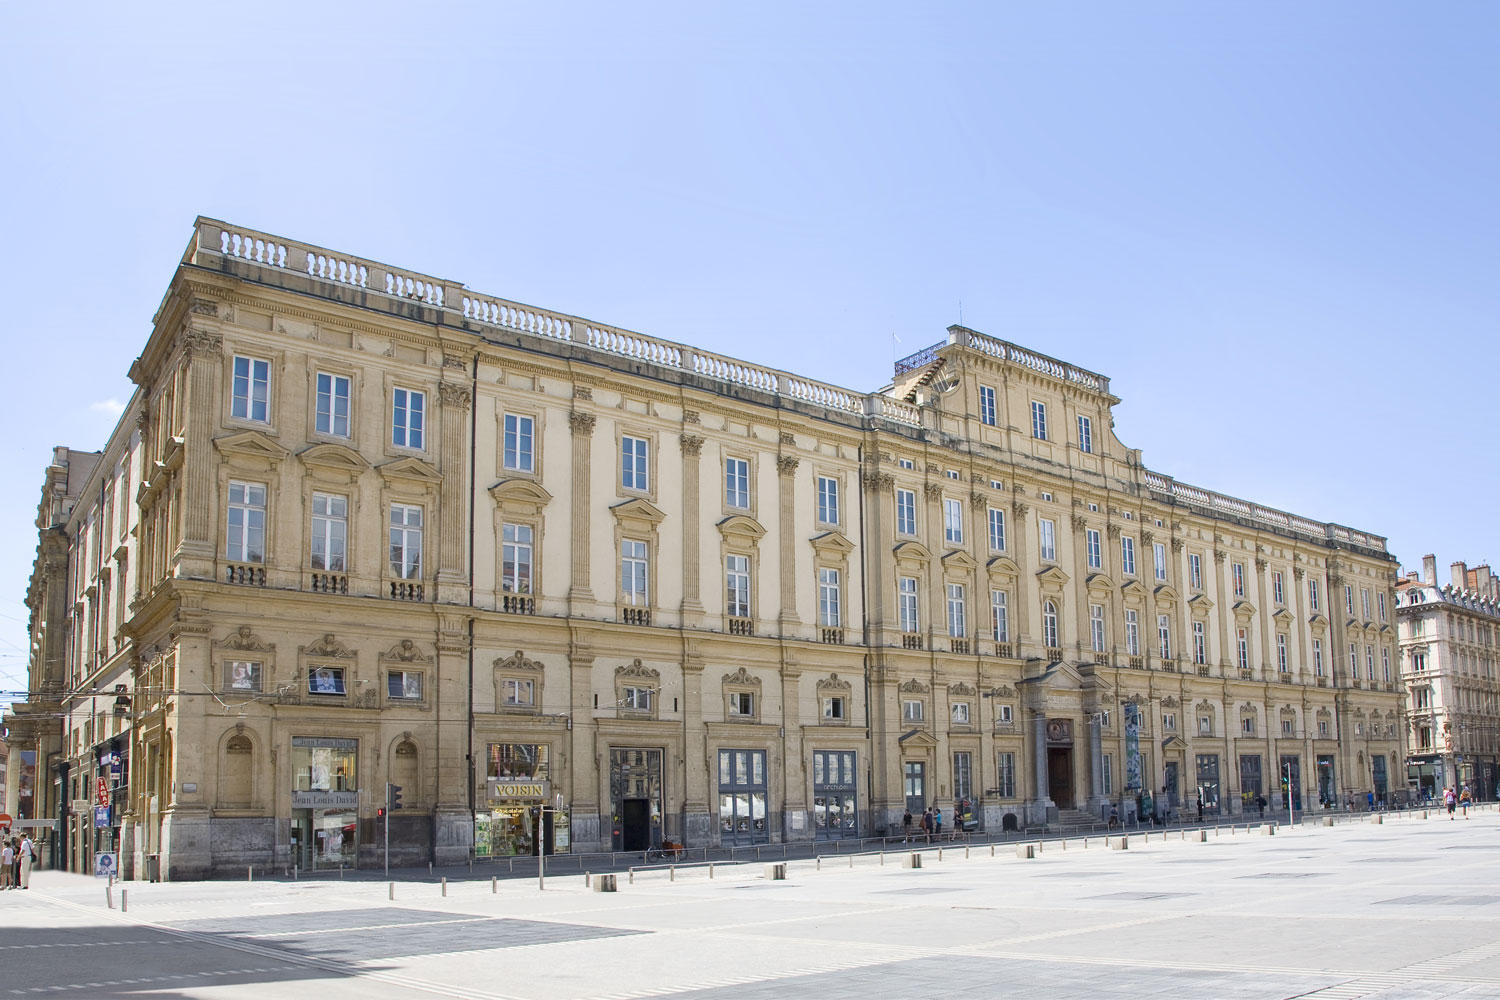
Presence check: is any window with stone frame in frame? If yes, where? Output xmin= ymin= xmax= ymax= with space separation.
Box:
xmin=723 ymin=667 xmax=762 ymax=722
xmin=493 ymin=649 xmax=544 ymax=713
xmin=818 ymin=673 xmax=852 ymax=725
xmin=900 ymin=679 xmax=929 ymax=724
xmin=381 ymin=640 xmax=429 ymax=704
xmin=215 ymin=626 xmax=274 ymax=694
xmin=615 ymin=659 xmax=661 ymax=719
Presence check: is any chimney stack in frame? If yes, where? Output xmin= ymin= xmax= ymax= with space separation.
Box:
xmin=1453 ymin=561 xmax=1469 ymax=590
xmin=1423 ymin=554 xmax=1437 ymax=585
xmin=1475 ymin=565 xmax=1493 ymax=599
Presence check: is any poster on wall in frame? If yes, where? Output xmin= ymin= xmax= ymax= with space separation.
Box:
xmin=1124 ymin=703 xmax=1142 ymax=791
xmin=94 ymin=852 xmax=118 ymax=879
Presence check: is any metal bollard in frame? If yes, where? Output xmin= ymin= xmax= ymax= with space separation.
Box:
xmin=492 ymin=876 xmax=498 ymax=893
xmin=937 ymin=847 xmax=943 ymax=861
xmin=121 ymin=890 xmax=128 ymax=912
xmin=294 ymin=866 xmax=299 ymax=880
xmin=880 ymin=851 xmax=885 ymax=866
xmin=248 ymin=865 xmax=253 ymax=883
xmin=992 ymin=844 xmax=997 ymax=856
xmin=442 ymin=877 xmax=448 ymax=897
xmin=849 ymin=854 xmax=854 ymax=869
xmin=389 ymin=882 xmax=395 ymax=900
xmin=817 ymin=856 xmax=821 ymax=871
xmin=429 ymin=862 xmax=433 ymax=876
xmin=629 ymin=868 xmax=635 ymax=884
xmin=965 ymin=846 xmax=970 ymax=859
xmin=340 ymin=865 xmax=345 ymax=880
xmin=585 ymin=872 xmax=590 ymax=887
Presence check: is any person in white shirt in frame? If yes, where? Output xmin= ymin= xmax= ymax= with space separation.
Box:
xmin=18 ymin=836 xmax=33 ymax=889
xmin=0 ymin=841 xmax=13 ymax=890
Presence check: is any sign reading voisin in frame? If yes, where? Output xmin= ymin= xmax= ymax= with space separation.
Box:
xmin=487 ymin=779 xmax=551 ymax=802
xmin=291 ymin=790 xmax=359 ymax=809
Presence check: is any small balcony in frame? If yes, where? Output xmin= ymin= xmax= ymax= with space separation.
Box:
xmin=309 ymin=572 xmax=347 ymax=594
xmin=501 ymin=593 xmax=536 ymax=615
xmin=224 ymin=562 xmax=265 ymax=586
xmin=728 ymin=617 xmax=754 ymax=636
xmin=994 ymin=641 xmax=1015 ymax=658
xmin=623 ymin=607 xmax=652 ymax=626
xmin=1315 ymin=676 xmax=1328 ymax=687
xmin=1197 ymin=665 xmax=1212 ymax=677
xmin=1278 ymin=672 xmax=1293 ymax=684
xmin=901 ymin=633 xmax=923 ymax=650
xmin=1160 ymin=659 xmax=1178 ymax=673
xmin=1045 ymin=647 xmax=1064 ymax=662
xmin=821 ymin=627 xmax=845 ymax=645
xmin=1128 ymin=656 xmax=1145 ymax=670
xmin=1239 ymin=667 xmax=1255 ymax=680
xmin=949 ymin=637 xmax=971 ymax=655
xmin=390 ymin=581 xmax=425 ymax=601
xmin=1093 ymin=652 xmax=1110 ymax=666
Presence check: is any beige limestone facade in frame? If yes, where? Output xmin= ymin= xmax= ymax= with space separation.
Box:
xmin=1396 ymin=557 xmax=1500 ymax=800
xmin=5 ymin=219 xmax=1405 ymax=879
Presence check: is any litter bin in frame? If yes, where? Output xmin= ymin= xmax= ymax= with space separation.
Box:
xmin=145 ymin=854 xmax=160 ymax=882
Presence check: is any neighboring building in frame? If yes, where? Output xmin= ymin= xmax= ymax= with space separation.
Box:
xmin=5 ymin=219 xmax=1405 ymax=879
xmin=1397 ymin=556 xmax=1500 ymax=800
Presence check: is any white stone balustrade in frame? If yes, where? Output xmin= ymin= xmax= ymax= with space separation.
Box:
xmin=1143 ymin=469 xmax=1387 ymax=552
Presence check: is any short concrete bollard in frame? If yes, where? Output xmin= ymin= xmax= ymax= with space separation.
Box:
xmin=1373 ymin=815 xmax=1383 ymax=825
xmin=1016 ymin=843 xmax=1036 ymax=859
xmin=1195 ymin=830 xmax=1208 ymax=843
xmin=901 ymin=853 xmax=923 ymax=869
xmin=248 ymin=865 xmax=254 ymax=883
xmin=106 ymin=885 xmax=113 ymax=909
xmin=1262 ymin=823 xmax=1277 ymax=836
xmin=442 ymin=877 xmax=448 ymax=896
xmin=1323 ymin=817 xmax=1335 ymax=827
xmin=492 ymin=876 xmax=498 ymax=893
xmin=764 ymin=863 xmax=787 ymax=880
xmin=1110 ymin=836 xmax=1129 ymax=851
xmin=593 ymin=873 xmax=618 ymax=892
xmin=120 ymin=890 xmax=128 ymax=912
xmin=389 ymin=882 xmax=395 ymax=900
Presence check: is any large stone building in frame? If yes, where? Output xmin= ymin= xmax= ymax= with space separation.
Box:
xmin=5 ymin=219 xmax=1405 ymax=879
xmin=1396 ymin=556 xmax=1500 ymax=800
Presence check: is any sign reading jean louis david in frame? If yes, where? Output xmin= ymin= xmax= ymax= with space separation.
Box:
xmin=94 ymin=852 xmax=118 ymax=879
xmin=291 ymin=790 xmax=359 ymax=809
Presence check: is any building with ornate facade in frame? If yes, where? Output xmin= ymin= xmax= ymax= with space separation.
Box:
xmin=5 ymin=219 xmax=1406 ymax=879
xmin=1397 ymin=556 xmax=1500 ymax=800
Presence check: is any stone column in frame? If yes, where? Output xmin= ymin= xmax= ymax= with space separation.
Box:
xmin=1255 ymin=556 xmax=1272 ymax=679
xmin=174 ymin=327 xmax=223 ymax=579
xmin=1011 ymin=501 xmax=1031 ymax=653
xmin=568 ymin=411 xmax=596 ymax=613
xmin=1088 ymin=715 xmax=1106 ymax=817
xmin=1293 ymin=566 xmax=1310 ymax=681
xmin=925 ymin=484 xmax=946 ymax=647
xmin=680 ymin=435 xmax=704 ymax=623
xmin=777 ymin=455 xmax=800 ymax=632
xmin=1030 ymin=708 xmax=1053 ymax=824
xmin=160 ymin=628 xmax=213 ymax=879
xmin=680 ymin=651 xmax=711 ymax=846
xmin=435 ymin=381 xmax=471 ymax=604
xmin=567 ymin=644 xmax=603 ymax=853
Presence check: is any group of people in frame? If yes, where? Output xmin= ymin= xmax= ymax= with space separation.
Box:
xmin=900 ymin=805 xmax=945 ymax=840
xmin=0 ymin=834 xmax=33 ymax=890
xmin=1441 ymin=785 xmax=1474 ymax=818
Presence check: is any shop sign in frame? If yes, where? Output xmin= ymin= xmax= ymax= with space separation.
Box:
xmin=291 ymin=790 xmax=359 ymax=809
xmin=487 ymin=779 xmax=551 ymax=802
xmin=291 ymin=737 xmax=359 ymax=750
xmin=94 ymin=805 xmax=111 ymax=828
xmin=96 ymin=777 xmax=109 ymax=806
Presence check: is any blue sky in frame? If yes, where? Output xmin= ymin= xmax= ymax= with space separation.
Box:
xmin=2 ymin=3 xmax=1496 ymax=704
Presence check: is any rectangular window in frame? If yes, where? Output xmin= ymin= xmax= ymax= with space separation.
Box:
xmin=1121 ymin=536 xmax=1136 ymax=576
xmin=817 ymin=476 xmax=840 ymax=525
xmin=1345 ymin=585 xmax=1354 ymax=615
xmin=501 ymin=523 xmax=533 ymax=594
xmin=621 ymin=540 xmax=649 ymax=606
xmin=1349 ymin=642 xmax=1358 ymax=674
xmin=1361 ymin=589 xmax=1371 ymax=620
xmin=1313 ymin=639 xmax=1324 ymax=676
xmin=310 ymin=492 xmax=347 ymax=572
xmin=226 ymin=481 xmax=266 ymax=563
xmin=1378 ymin=592 xmax=1387 ymax=621
xmin=946 ymin=583 xmax=966 ymax=638
xmin=726 ymin=554 xmax=750 ymax=618
xmin=944 ymin=498 xmax=963 ymax=544
xmin=1102 ymin=754 xmax=1113 ymax=795
xmin=1163 ymin=712 xmax=1177 ymax=731
xmin=998 ymin=704 xmax=1014 ymax=724
xmin=1282 ymin=718 xmax=1294 ymax=736
xmin=1031 ymin=400 xmax=1048 ymax=440
xmin=898 ymin=576 xmax=919 ymax=634
xmin=902 ymin=699 xmax=924 ymax=723
xmin=996 ymin=752 xmax=1016 ymax=798
xmin=1273 ymin=571 xmax=1284 ymax=606
xmin=1277 ymin=634 xmax=1288 ymax=672
xmin=988 ymin=508 xmax=1006 ymax=551
xmin=991 ymin=590 xmax=1009 ymax=642
xmin=1077 ymin=414 xmax=1093 ymax=454
xmin=1086 ymin=529 xmax=1102 ymax=569
xmin=502 ymin=677 xmax=535 ymax=707
xmin=952 ymin=751 xmax=972 ymax=801
xmin=621 ymin=685 xmax=653 ymax=711
xmin=823 ymin=696 xmax=846 ymax=721
xmin=231 ymin=356 xmax=270 ymax=423
xmin=1039 ymin=518 xmax=1056 ymax=561
xmin=1309 ymin=578 xmax=1320 ymax=611
xmin=1366 ymin=645 xmax=1375 ymax=680
xmin=1090 ymin=604 xmax=1105 ymax=652
xmin=315 ymin=372 xmax=351 ymax=437
xmin=1193 ymin=621 xmax=1206 ymax=664
xmin=1237 ymin=628 xmax=1250 ymax=669
xmin=818 ymin=567 xmax=841 ymax=627
xmin=1233 ymin=562 xmax=1245 ymax=598
xmin=1153 ymin=542 xmax=1167 ymax=582
xmin=1158 ymin=614 xmax=1171 ymax=658
xmin=896 ymin=489 xmax=917 ymax=536
xmin=226 ymin=660 xmax=262 ymax=692
xmin=392 ymin=388 xmax=425 ymax=450
xmin=1189 ymin=553 xmax=1203 ymax=590
xmin=389 ymin=504 xmax=423 ymax=579
xmin=1125 ymin=609 xmax=1140 ymax=656
xmin=1382 ymin=647 xmax=1391 ymax=682
xmin=725 ymin=457 xmax=750 ymax=509
xmin=503 ymin=414 xmax=535 ymax=472
xmin=978 ymin=385 xmax=996 ymax=426
xmin=1199 ymin=715 xmax=1213 ymax=735
xmin=308 ymin=665 xmax=347 ymax=696
xmin=622 ymin=435 xmax=649 ymax=491
xmin=729 ymin=692 xmax=755 ymax=716
xmin=952 ymin=703 xmax=971 ymax=726
xmin=1242 ymin=716 xmax=1255 ymax=735
xmin=387 ymin=670 xmax=422 ymax=700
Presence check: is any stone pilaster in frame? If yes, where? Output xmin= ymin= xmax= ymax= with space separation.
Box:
xmin=174 ymin=328 xmax=223 ymax=580
xmin=680 ymin=651 xmax=711 ymax=845
xmin=680 ymin=435 xmax=704 ymax=621
xmin=568 ymin=644 xmax=604 ymax=852
xmin=435 ymin=380 xmax=471 ymax=604
xmin=780 ymin=658 xmax=808 ymax=841
xmin=1029 ymin=708 xmax=1053 ymax=824
xmin=777 ymin=454 xmax=800 ymax=631
xmin=1011 ymin=500 xmax=1031 ymax=652
xmin=432 ymin=612 xmax=473 ymax=865
xmin=568 ymin=411 xmax=596 ymax=611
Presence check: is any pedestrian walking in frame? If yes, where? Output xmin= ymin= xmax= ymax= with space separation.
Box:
xmin=1196 ymin=797 xmax=1204 ymax=823
xmin=1460 ymin=787 xmax=1472 ymax=818
xmin=934 ymin=807 xmax=944 ymax=838
xmin=1255 ymin=794 xmax=1266 ymax=818
xmin=17 ymin=836 xmax=32 ymax=890
xmin=1367 ymin=790 xmax=1375 ymax=812
xmin=0 ymin=841 xmax=12 ymax=890
xmin=902 ymin=808 xmax=913 ymax=841
xmin=1445 ymin=786 xmax=1457 ymax=819
xmin=921 ymin=807 xmax=933 ymax=840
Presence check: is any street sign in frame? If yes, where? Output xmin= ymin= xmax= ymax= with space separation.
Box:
xmin=94 ymin=852 xmax=118 ymax=879
xmin=94 ymin=805 xmax=112 ymax=828
xmin=0 ymin=813 xmax=11 ymax=831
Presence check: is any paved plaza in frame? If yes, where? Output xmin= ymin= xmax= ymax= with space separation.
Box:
xmin=3 ymin=811 xmax=1500 ymax=999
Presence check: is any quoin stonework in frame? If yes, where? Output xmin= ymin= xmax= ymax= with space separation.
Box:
xmin=4 ymin=219 xmax=1406 ymax=879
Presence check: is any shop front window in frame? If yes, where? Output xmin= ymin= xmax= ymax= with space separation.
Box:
xmin=480 ymin=743 xmax=559 ymax=857
xmin=290 ymin=737 xmax=358 ymax=870
xmin=813 ymin=750 xmax=857 ymax=840
xmin=718 ymin=749 xmax=769 ymax=845
xmin=1195 ymin=754 xmax=1220 ymax=815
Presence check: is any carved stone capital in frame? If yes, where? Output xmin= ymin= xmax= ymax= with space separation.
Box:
xmin=863 ymin=471 xmax=895 ymax=493
xmin=776 ymin=455 xmax=799 ymax=477
xmin=1107 ymin=524 xmax=1122 ymax=540
xmin=1140 ymin=530 xmax=1154 ymax=546
xmin=679 ymin=434 xmax=704 ymax=458
xmin=683 ymin=409 xmax=700 ymax=424
xmin=178 ymin=329 xmax=223 ymax=359
xmin=1011 ymin=501 xmax=1029 ymax=518
xmin=1070 ymin=514 xmax=1089 ymax=532
xmin=1293 ymin=566 xmax=1305 ymax=581
xmin=437 ymin=382 xmax=471 ymax=408
xmin=1213 ymin=549 xmax=1227 ymax=565
xmin=969 ymin=491 xmax=988 ymax=510
xmin=1254 ymin=557 xmax=1269 ymax=571
xmin=1170 ymin=538 xmax=1183 ymax=554
xmin=569 ymin=411 xmax=596 ymax=437
xmin=924 ymin=483 xmax=945 ymax=501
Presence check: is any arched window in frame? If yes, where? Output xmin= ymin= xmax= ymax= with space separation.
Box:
xmin=220 ymin=733 xmax=254 ymax=808
xmin=1043 ymin=601 xmax=1059 ymax=648
xmin=392 ymin=739 xmax=420 ymax=807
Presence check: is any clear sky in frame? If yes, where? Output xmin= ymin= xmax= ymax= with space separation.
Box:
xmin=2 ymin=3 xmax=1496 ymax=705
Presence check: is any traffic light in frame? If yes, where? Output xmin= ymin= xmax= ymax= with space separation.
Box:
xmin=377 ymin=807 xmax=385 ymax=820
xmin=387 ymin=783 xmax=403 ymax=811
